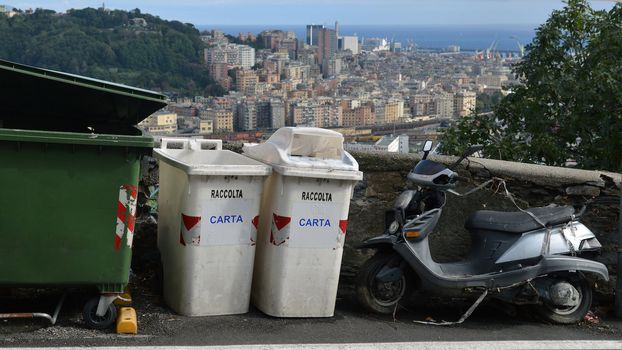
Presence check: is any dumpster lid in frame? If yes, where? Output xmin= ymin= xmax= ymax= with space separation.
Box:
xmin=243 ymin=127 xmax=362 ymax=180
xmin=0 ymin=127 xmax=154 ymax=148
xmin=0 ymin=59 xmax=167 ymax=133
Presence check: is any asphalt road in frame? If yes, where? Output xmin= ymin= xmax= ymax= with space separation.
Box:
xmin=1 ymin=290 xmax=621 ymax=348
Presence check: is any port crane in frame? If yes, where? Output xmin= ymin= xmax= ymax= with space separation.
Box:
xmin=510 ymin=36 xmax=525 ymax=57
xmin=474 ymin=39 xmax=498 ymax=61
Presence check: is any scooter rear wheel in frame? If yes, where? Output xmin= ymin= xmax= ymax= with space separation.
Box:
xmin=533 ymin=273 xmax=592 ymax=324
xmin=356 ymin=253 xmax=411 ymax=314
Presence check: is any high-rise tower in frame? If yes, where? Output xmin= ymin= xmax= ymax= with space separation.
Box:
xmin=305 ymin=24 xmax=324 ymax=46
xmin=317 ymin=28 xmax=337 ymax=64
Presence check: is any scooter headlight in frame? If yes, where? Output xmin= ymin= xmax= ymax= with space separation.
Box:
xmin=388 ymin=220 xmax=400 ymax=235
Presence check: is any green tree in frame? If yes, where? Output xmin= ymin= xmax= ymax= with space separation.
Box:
xmin=225 ymin=34 xmax=266 ymax=50
xmin=440 ymin=0 xmax=622 ymax=171
xmin=0 ymin=7 xmax=224 ymax=97
xmin=475 ymin=92 xmax=503 ymax=113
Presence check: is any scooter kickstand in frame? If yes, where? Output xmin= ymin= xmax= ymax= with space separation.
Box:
xmin=414 ymin=289 xmax=488 ymax=326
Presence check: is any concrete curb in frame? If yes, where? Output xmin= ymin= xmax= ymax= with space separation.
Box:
xmin=11 ymin=340 xmax=622 ymax=350
xmin=350 ymin=151 xmax=621 ymax=188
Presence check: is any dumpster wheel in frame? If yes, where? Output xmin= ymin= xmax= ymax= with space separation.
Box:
xmin=83 ymin=297 xmax=117 ymax=330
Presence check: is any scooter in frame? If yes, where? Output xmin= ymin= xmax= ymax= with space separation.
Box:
xmin=356 ymin=141 xmax=609 ymax=324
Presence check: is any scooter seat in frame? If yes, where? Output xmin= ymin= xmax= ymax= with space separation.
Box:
xmin=465 ymin=206 xmax=575 ymax=234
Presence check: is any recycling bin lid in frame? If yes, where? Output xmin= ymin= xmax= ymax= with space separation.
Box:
xmin=243 ymin=127 xmax=363 ymax=181
xmin=154 ymin=138 xmax=272 ymax=176
xmin=0 ymin=58 xmax=167 ymax=134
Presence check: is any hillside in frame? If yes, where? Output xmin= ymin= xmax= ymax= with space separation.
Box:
xmin=0 ymin=8 xmax=225 ymax=96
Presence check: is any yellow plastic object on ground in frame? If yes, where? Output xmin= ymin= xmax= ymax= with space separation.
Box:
xmin=116 ymin=307 xmax=138 ymax=334
xmin=114 ymin=288 xmax=133 ymax=307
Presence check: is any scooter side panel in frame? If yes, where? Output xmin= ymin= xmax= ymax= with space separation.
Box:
xmin=495 ymin=222 xmax=597 ymax=265
xmin=495 ymin=229 xmax=546 ymax=264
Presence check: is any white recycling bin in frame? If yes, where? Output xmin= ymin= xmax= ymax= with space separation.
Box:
xmin=243 ymin=127 xmax=363 ymax=317
xmin=155 ymin=138 xmax=271 ymax=316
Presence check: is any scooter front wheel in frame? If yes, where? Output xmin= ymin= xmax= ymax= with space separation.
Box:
xmin=356 ymin=253 xmax=411 ymax=314
xmin=532 ymin=273 xmax=592 ymax=324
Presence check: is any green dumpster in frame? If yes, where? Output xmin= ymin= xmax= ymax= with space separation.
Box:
xmin=0 ymin=59 xmax=167 ymax=329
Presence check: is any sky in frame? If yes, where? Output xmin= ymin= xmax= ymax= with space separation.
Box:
xmin=6 ymin=0 xmax=617 ymax=26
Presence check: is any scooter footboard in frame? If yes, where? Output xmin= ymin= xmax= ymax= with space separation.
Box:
xmin=539 ymin=255 xmax=609 ymax=281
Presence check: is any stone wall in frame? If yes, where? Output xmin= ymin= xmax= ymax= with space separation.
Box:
xmin=175 ymin=143 xmax=620 ymax=302
xmin=344 ymin=151 xmax=621 ymax=301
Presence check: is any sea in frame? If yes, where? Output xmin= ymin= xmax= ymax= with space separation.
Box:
xmin=195 ymin=24 xmax=537 ymax=52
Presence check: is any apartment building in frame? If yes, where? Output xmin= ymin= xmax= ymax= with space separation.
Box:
xmin=434 ymin=93 xmax=455 ymax=119
xmin=374 ymin=99 xmax=404 ymax=124
xmin=454 ymin=90 xmax=477 ymax=117
xmin=410 ymin=94 xmax=436 ymax=117
xmin=205 ymin=109 xmax=234 ymax=132
xmin=236 ymin=99 xmax=257 ymax=131
xmin=138 ymin=112 xmax=177 ymax=135
xmin=236 ymin=69 xmax=259 ymax=95
xmin=199 ymin=119 xmax=213 ymax=135
xmin=205 ymin=44 xmax=255 ymax=69
xmin=292 ymin=101 xmax=342 ymax=128
xmin=342 ymin=104 xmax=373 ymax=127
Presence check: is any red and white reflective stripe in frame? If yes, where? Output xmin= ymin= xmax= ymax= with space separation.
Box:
xmin=115 ymin=184 xmax=138 ymax=250
xmin=125 ymin=186 xmax=138 ymax=248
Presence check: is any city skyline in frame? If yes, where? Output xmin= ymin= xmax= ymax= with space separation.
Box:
xmin=6 ymin=0 xmax=616 ymax=26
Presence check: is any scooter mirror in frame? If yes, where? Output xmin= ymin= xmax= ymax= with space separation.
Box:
xmin=450 ymin=144 xmax=484 ymax=170
xmin=463 ymin=144 xmax=484 ymax=158
xmin=422 ymin=140 xmax=433 ymax=152
xmin=422 ymin=140 xmax=433 ymax=160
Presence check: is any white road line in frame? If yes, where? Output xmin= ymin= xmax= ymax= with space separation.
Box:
xmin=9 ymin=341 xmax=622 ymax=350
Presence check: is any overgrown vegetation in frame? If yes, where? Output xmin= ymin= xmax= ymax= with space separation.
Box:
xmin=440 ymin=0 xmax=622 ymax=171
xmin=0 ymin=7 xmax=226 ymax=96
xmin=476 ymin=92 xmax=503 ymax=113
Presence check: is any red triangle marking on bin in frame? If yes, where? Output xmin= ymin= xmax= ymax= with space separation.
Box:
xmin=179 ymin=231 xmax=186 ymax=246
xmin=272 ymin=213 xmax=291 ymax=231
xmin=339 ymin=220 xmax=349 ymax=234
xmin=252 ymin=216 xmax=260 ymax=229
xmin=181 ymin=214 xmax=201 ymax=231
